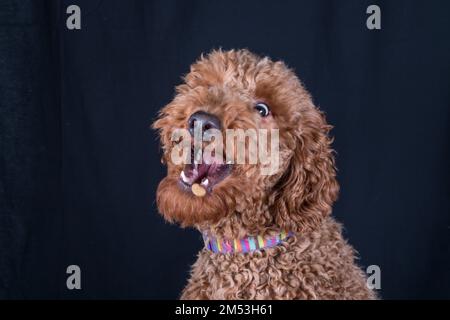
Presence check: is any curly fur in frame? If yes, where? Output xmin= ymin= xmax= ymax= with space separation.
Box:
xmin=153 ymin=49 xmax=376 ymax=300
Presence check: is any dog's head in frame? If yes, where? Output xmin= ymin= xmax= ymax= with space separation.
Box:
xmin=153 ymin=49 xmax=338 ymax=235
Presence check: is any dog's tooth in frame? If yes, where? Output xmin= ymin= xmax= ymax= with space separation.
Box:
xmin=201 ymin=178 xmax=209 ymax=187
xmin=180 ymin=170 xmax=189 ymax=183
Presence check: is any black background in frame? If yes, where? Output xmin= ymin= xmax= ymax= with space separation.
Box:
xmin=1 ymin=0 xmax=449 ymax=299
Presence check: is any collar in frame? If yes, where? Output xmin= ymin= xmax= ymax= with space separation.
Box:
xmin=202 ymin=230 xmax=294 ymax=254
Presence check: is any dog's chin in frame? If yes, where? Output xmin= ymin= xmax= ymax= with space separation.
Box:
xmin=156 ymin=172 xmax=239 ymax=227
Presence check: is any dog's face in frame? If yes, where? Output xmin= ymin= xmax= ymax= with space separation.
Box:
xmin=153 ymin=50 xmax=338 ymax=233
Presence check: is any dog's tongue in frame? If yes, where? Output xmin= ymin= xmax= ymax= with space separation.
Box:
xmin=182 ymin=162 xmax=210 ymax=185
xmin=180 ymin=150 xmax=227 ymax=188
xmin=195 ymin=163 xmax=210 ymax=181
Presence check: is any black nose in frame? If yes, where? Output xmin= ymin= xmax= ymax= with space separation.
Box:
xmin=188 ymin=111 xmax=221 ymax=136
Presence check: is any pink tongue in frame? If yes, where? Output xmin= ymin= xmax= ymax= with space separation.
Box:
xmin=195 ymin=163 xmax=210 ymax=182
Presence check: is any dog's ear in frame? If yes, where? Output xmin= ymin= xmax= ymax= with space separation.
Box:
xmin=152 ymin=110 xmax=172 ymax=165
xmin=272 ymin=106 xmax=339 ymax=233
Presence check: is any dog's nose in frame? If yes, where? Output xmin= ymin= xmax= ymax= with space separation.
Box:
xmin=188 ymin=111 xmax=221 ymax=136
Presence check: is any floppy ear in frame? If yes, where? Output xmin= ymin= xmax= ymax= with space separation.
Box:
xmin=152 ymin=93 xmax=192 ymax=165
xmin=152 ymin=105 xmax=177 ymax=165
xmin=272 ymin=107 xmax=339 ymax=233
xmin=152 ymin=114 xmax=168 ymax=164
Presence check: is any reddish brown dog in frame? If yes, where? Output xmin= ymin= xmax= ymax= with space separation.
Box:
xmin=153 ymin=49 xmax=376 ymax=299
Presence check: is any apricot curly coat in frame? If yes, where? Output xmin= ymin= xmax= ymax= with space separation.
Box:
xmin=153 ymin=49 xmax=376 ymax=300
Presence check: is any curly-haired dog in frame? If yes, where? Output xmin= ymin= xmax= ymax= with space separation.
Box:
xmin=153 ymin=49 xmax=376 ymax=300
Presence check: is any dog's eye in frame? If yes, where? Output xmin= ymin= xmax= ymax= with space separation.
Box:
xmin=255 ymin=103 xmax=270 ymax=117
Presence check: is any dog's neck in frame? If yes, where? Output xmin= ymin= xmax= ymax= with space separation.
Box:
xmin=197 ymin=198 xmax=313 ymax=239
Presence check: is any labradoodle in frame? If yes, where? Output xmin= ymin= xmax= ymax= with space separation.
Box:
xmin=153 ymin=49 xmax=376 ymax=300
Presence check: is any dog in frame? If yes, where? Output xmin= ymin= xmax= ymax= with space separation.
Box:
xmin=153 ymin=49 xmax=376 ymax=299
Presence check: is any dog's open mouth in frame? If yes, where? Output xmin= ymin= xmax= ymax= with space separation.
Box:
xmin=179 ymin=149 xmax=232 ymax=194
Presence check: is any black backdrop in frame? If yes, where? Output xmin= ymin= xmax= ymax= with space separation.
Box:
xmin=1 ymin=0 xmax=449 ymax=299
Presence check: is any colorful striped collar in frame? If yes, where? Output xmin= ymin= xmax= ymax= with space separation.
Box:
xmin=202 ymin=230 xmax=294 ymax=254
